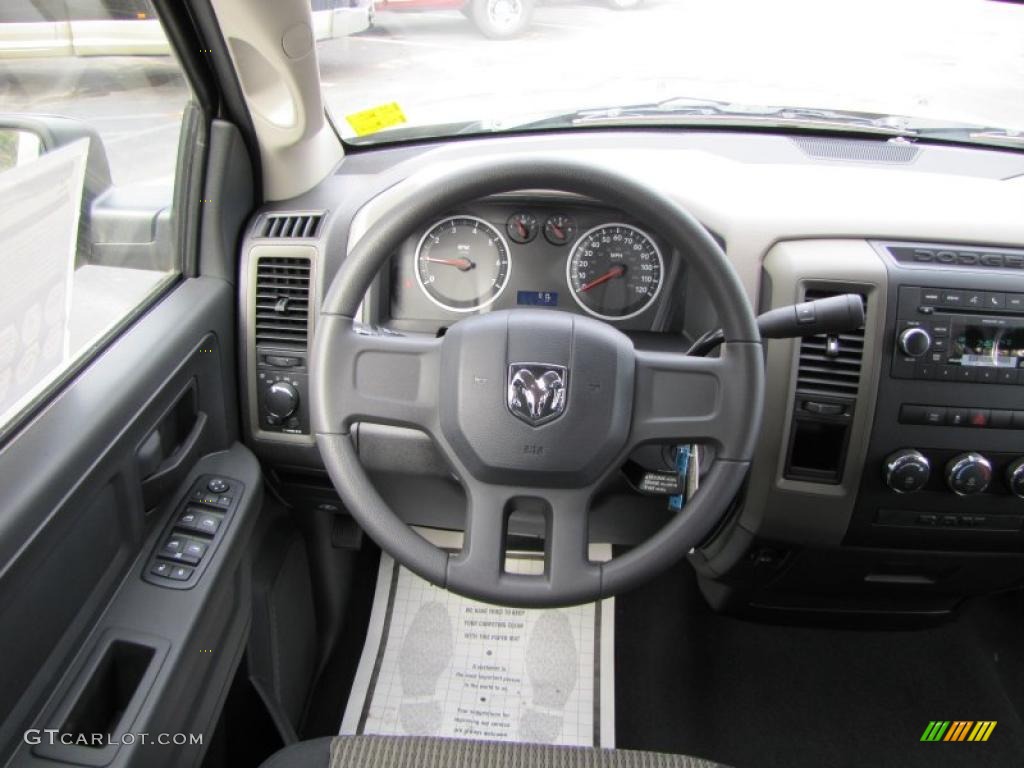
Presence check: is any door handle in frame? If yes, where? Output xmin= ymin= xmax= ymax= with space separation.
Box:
xmin=140 ymin=410 xmax=207 ymax=510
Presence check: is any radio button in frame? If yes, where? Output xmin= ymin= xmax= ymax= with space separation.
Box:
xmin=947 ymin=409 xmax=970 ymax=426
xmin=985 ymin=292 xmax=1005 ymax=310
xmin=898 ymin=405 xmax=926 ymax=424
xmin=990 ymin=410 xmax=1013 ymax=429
xmin=921 ymin=289 xmax=941 ymax=305
xmin=922 ymin=406 xmax=946 ymax=425
xmin=940 ymin=291 xmax=965 ymax=308
xmin=976 ymin=368 xmax=998 ymax=384
xmin=964 ymin=291 xmax=985 ymax=309
xmin=997 ymin=369 xmax=1016 ymax=384
xmin=898 ymin=327 xmax=932 ymax=357
xmin=955 ymin=367 xmax=976 ymax=382
xmin=1006 ymin=294 xmax=1024 ymax=312
xmin=915 ymin=363 xmax=934 ymax=379
xmin=935 ymin=365 xmax=956 ymax=381
xmin=931 ymin=338 xmax=948 ymax=352
xmin=931 ymin=323 xmax=950 ymax=337
xmin=968 ymin=409 xmax=990 ymax=427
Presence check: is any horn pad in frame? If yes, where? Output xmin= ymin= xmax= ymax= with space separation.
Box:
xmin=438 ymin=310 xmax=635 ymax=486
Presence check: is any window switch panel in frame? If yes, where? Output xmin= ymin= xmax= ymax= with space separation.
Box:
xmin=145 ymin=474 xmax=244 ymax=589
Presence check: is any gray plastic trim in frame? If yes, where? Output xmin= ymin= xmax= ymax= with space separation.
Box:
xmin=241 ymin=242 xmax=321 ymax=447
xmin=737 ymin=239 xmax=888 ymax=548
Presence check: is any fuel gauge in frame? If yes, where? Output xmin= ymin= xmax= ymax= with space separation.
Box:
xmin=507 ymin=212 xmax=538 ymax=244
xmin=544 ymin=215 xmax=577 ymax=246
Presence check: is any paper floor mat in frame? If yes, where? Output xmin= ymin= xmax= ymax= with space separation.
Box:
xmin=340 ymin=549 xmax=615 ymax=748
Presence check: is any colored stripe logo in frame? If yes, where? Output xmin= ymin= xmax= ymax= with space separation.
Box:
xmin=920 ymin=721 xmax=997 ymax=742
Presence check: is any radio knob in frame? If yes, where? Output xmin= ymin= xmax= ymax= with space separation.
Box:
xmin=898 ymin=327 xmax=932 ymax=357
xmin=945 ymin=452 xmax=992 ymax=496
xmin=265 ymin=381 xmax=299 ymax=419
xmin=1007 ymin=458 xmax=1024 ymax=499
xmin=883 ymin=449 xmax=930 ymax=493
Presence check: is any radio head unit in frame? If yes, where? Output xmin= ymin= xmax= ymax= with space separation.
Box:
xmin=892 ymin=286 xmax=1024 ymax=385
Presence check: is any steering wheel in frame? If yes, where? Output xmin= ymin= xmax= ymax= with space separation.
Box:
xmin=311 ymin=157 xmax=763 ymax=607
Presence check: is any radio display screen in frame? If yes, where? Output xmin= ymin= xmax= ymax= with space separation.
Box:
xmin=950 ymin=321 xmax=1024 ymax=368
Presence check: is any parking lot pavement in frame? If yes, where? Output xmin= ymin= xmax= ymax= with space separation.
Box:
xmin=320 ymin=0 xmax=1024 ymax=140
xmin=1 ymin=0 xmax=1022 ymax=188
xmin=0 ymin=56 xmax=187 ymax=187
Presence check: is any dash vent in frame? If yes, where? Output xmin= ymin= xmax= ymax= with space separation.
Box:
xmin=260 ymin=213 xmax=323 ymax=239
xmin=255 ymin=257 xmax=311 ymax=348
xmin=795 ymin=289 xmax=867 ymax=398
xmin=792 ymin=137 xmax=919 ymax=164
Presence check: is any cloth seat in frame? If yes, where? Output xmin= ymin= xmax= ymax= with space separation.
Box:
xmin=259 ymin=735 xmax=728 ymax=768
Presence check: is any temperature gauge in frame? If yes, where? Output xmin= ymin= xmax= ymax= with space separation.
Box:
xmin=544 ymin=215 xmax=577 ymax=246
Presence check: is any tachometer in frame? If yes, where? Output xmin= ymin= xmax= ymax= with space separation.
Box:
xmin=415 ymin=216 xmax=511 ymax=312
xmin=566 ymin=224 xmax=663 ymax=320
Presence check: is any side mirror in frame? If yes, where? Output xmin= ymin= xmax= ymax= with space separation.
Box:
xmin=0 ymin=114 xmax=113 ymax=199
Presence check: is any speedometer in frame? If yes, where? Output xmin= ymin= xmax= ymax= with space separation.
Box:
xmin=566 ymin=224 xmax=664 ymax=320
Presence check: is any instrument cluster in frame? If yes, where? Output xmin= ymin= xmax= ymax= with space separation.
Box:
xmin=388 ymin=200 xmax=677 ymax=331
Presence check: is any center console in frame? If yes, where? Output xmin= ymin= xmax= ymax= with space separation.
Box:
xmin=846 ymin=242 xmax=1024 ymax=550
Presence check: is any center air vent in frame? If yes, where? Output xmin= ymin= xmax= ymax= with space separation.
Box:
xmin=260 ymin=213 xmax=323 ymax=239
xmin=795 ymin=289 xmax=867 ymax=398
xmin=255 ymin=257 xmax=311 ymax=348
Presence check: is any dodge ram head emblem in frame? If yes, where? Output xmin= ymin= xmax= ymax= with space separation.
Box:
xmin=507 ymin=364 xmax=568 ymax=426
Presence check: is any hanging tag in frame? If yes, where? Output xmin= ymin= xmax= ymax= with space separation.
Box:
xmin=668 ymin=444 xmax=691 ymax=511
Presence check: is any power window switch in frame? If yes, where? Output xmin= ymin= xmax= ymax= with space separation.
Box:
xmin=182 ymin=540 xmax=208 ymax=564
xmin=195 ymin=513 xmax=222 ymax=536
xmin=150 ymin=561 xmax=172 ymax=578
xmin=177 ymin=508 xmax=201 ymax=531
xmin=168 ymin=565 xmax=193 ymax=581
xmin=161 ymin=535 xmax=188 ymax=557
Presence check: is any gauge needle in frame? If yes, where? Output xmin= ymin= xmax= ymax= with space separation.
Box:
xmin=579 ymin=265 xmax=625 ymax=292
xmin=516 ymin=221 xmax=528 ymax=238
xmin=423 ymin=256 xmax=475 ymax=271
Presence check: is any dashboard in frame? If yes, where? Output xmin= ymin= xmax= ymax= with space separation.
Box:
xmin=385 ymin=197 xmax=682 ymax=334
xmin=237 ymin=128 xmax=1024 ymax=621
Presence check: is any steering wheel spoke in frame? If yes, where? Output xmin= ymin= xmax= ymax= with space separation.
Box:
xmin=630 ymin=342 xmax=763 ymax=461
xmin=447 ymin=481 xmax=601 ymax=607
xmin=312 ymin=316 xmax=442 ymax=436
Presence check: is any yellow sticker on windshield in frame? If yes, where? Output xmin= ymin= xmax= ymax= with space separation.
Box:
xmin=345 ymin=102 xmax=407 ymax=137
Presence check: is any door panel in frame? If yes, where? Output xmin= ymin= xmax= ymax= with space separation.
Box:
xmin=0 ymin=277 xmax=241 ymax=764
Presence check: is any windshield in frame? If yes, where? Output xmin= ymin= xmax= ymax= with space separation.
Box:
xmin=319 ymin=0 xmax=1024 ymax=147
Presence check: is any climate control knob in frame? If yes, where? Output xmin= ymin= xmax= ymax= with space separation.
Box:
xmin=945 ymin=452 xmax=992 ymax=496
xmin=1007 ymin=458 xmax=1024 ymax=499
xmin=898 ymin=327 xmax=932 ymax=357
xmin=883 ymin=449 xmax=930 ymax=493
xmin=265 ymin=381 xmax=299 ymax=419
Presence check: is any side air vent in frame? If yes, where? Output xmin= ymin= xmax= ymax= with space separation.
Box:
xmin=260 ymin=213 xmax=323 ymax=239
xmin=792 ymin=137 xmax=919 ymax=164
xmin=795 ymin=289 xmax=868 ymax=398
xmin=255 ymin=257 xmax=311 ymax=348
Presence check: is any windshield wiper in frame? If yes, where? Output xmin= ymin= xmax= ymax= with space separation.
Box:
xmin=498 ymin=97 xmax=922 ymax=137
